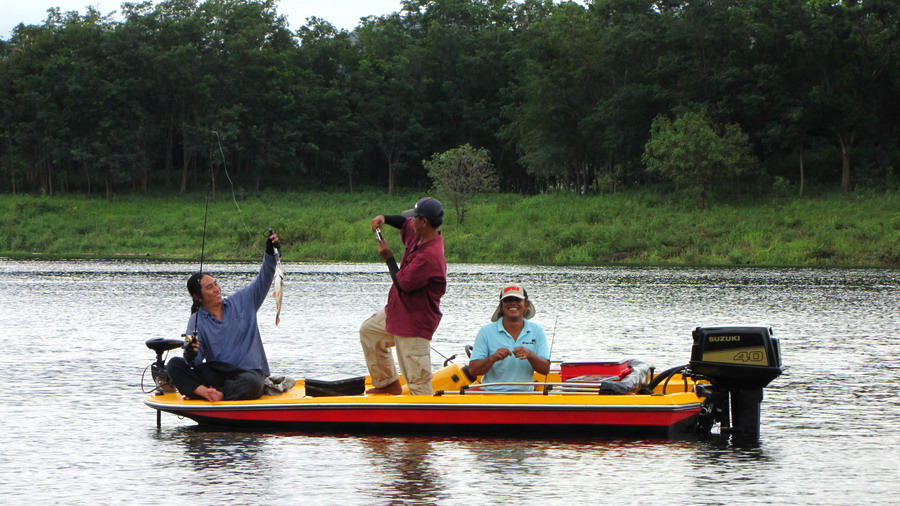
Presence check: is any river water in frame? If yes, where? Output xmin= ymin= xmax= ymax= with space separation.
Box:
xmin=0 ymin=258 xmax=897 ymax=504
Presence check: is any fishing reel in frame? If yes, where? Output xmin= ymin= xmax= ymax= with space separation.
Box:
xmin=144 ymin=337 xmax=184 ymax=394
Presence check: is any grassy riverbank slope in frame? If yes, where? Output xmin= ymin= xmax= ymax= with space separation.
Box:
xmin=1 ymin=189 xmax=897 ymax=267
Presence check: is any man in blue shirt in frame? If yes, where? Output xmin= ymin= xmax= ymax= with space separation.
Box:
xmin=468 ymin=285 xmax=550 ymax=391
xmin=167 ymin=232 xmax=280 ymax=401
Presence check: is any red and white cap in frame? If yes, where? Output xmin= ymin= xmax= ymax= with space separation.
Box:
xmin=490 ymin=285 xmax=537 ymax=321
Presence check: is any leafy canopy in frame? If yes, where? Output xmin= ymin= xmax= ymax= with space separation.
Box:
xmin=642 ymin=110 xmax=756 ymax=209
xmin=424 ymin=143 xmax=498 ymax=224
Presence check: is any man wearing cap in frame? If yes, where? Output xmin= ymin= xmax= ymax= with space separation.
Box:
xmin=360 ymin=197 xmax=447 ymax=395
xmin=468 ymin=286 xmax=550 ymax=391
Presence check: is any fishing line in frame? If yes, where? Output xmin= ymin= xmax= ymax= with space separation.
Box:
xmin=213 ymin=130 xmax=285 ymax=326
xmin=213 ymin=130 xmax=257 ymax=250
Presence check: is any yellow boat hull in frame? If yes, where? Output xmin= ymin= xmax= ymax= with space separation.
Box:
xmin=145 ymin=365 xmax=704 ymax=436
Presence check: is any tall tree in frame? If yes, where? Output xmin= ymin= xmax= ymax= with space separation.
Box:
xmin=200 ymin=0 xmax=308 ymax=190
xmin=296 ymin=18 xmax=363 ymax=190
xmin=401 ymin=0 xmax=518 ymax=179
xmin=804 ymin=0 xmax=900 ymax=191
xmin=501 ymin=2 xmax=600 ymax=192
xmin=351 ymin=14 xmax=427 ymax=194
xmin=585 ymin=0 xmax=668 ymax=189
xmin=737 ymin=0 xmax=817 ymax=196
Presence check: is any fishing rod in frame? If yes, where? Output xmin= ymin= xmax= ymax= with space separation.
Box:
xmin=149 ymin=149 xmax=216 ymax=426
xmin=190 ymin=157 xmax=215 ymax=338
xmin=431 ymin=345 xmax=459 ymax=367
xmin=190 ymin=130 xmax=243 ymax=334
xmin=198 ymin=161 xmax=213 ymax=276
xmin=544 ymin=314 xmax=559 ymax=384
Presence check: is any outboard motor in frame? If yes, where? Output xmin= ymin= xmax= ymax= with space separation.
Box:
xmin=690 ymin=326 xmax=783 ymax=437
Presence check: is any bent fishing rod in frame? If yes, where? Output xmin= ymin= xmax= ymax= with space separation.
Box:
xmin=190 ymin=156 xmax=215 ymax=339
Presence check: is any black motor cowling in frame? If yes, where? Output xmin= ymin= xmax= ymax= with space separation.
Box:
xmin=690 ymin=326 xmax=783 ymax=437
xmin=690 ymin=326 xmax=782 ymax=388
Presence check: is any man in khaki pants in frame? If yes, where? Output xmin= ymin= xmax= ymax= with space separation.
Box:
xmin=360 ymin=197 xmax=447 ymax=395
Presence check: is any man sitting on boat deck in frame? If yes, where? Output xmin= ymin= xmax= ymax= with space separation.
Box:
xmin=167 ymin=231 xmax=281 ymax=402
xmin=359 ymin=197 xmax=447 ymax=395
xmin=468 ymin=285 xmax=550 ymax=391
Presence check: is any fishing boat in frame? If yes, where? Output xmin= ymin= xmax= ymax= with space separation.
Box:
xmin=143 ymin=326 xmax=783 ymax=438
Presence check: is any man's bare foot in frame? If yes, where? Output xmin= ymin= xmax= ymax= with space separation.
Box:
xmin=203 ymin=387 xmax=224 ymax=402
xmin=193 ymin=385 xmax=225 ymax=402
xmin=366 ymin=379 xmax=402 ymax=395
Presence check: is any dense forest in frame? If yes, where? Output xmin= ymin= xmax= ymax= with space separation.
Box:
xmin=0 ymin=0 xmax=897 ymax=197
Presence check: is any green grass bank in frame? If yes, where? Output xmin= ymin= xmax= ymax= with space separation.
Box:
xmin=1 ymin=188 xmax=898 ymax=267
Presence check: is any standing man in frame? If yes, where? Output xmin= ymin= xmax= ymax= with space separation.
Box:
xmin=360 ymin=197 xmax=447 ymax=395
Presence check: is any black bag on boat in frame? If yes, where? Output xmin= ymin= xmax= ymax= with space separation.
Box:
xmin=597 ymin=359 xmax=651 ymax=395
xmin=305 ymin=374 xmax=365 ymax=397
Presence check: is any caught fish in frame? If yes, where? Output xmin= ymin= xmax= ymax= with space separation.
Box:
xmin=273 ymin=256 xmax=285 ymax=325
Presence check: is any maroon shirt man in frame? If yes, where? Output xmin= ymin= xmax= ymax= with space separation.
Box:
xmin=385 ymin=216 xmax=446 ymax=339
xmin=359 ymin=197 xmax=447 ymax=395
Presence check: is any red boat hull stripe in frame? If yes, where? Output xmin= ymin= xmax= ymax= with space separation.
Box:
xmin=170 ymin=406 xmax=700 ymax=427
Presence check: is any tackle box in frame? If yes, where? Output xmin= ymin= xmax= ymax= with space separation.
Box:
xmin=559 ymin=360 xmax=631 ymax=382
xmin=304 ymin=374 xmax=366 ymax=397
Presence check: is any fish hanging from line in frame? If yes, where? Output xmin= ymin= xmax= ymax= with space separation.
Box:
xmin=267 ymin=227 xmax=285 ymax=326
xmin=273 ymin=257 xmax=285 ymax=326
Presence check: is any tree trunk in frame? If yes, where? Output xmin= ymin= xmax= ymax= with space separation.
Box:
xmin=798 ymin=146 xmax=805 ymax=198
xmin=385 ymin=148 xmax=398 ymax=195
xmin=837 ymin=131 xmax=855 ymax=192
xmin=164 ymin=122 xmax=174 ymax=188
xmin=180 ymin=129 xmax=190 ymax=193
xmin=180 ymin=156 xmax=189 ymax=193
xmin=343 ymin=147 xmax=354 ymax=193
xmin=388 ymin=162 xmax=394 ymax=194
